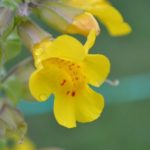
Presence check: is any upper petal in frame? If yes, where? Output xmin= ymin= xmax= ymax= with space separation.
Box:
xmin=89 ymin=3 xmax=132 ymax=36
xmin=83 ymin=54 xmax=110 ymax=87
xmin=41 ymin=35 xmax=86 ymax=62
xmin=75 ymin=85 xmax=104 ymax=123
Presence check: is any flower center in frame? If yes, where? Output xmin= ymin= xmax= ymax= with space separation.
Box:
xmin=47 ymin=58 xmax=86 ymax=97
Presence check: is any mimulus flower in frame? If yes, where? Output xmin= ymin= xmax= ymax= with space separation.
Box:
xmin=29 ymin=30 xmax=110 ymax=128
xmin=61 ymin=0 xmax=132 ymax=36
xmin=34 ymin=1 xmax=100 ymax=36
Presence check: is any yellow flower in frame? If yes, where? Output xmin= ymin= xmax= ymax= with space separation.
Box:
xmin=29 ymin=30 xmax=110 ymax=128
xmin=61 ymin=0 xmax=132 ymax=36
xmin=4 ymin=139 xmax=36 ymax=150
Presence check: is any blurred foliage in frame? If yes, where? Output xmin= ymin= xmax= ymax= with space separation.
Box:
xmin=3 ymin=32 xmax=21 ymax=63
xmin=2 ymin=76 xmax=25 ymax=104
xmin=0 ymin=101 xmax=27 ymax=140
xmin=0 ymin=0 xmax=20 ymax=10
xmin=1 ymin=58 xmax=34 ymax=104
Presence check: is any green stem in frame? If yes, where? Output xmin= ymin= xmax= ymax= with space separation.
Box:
xmin=0 ymin=56 xmax=33 ymax=83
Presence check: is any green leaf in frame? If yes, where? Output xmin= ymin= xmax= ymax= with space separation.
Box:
xmin=14 ymin=60 xmax=35 ymax=101
xmin=2 ymin=76 xmax=23 ymax=104
xmin=0 ymin=0 xmax=19 ymax=10
xmin=1 ymin=32 xmax=22 ymax=63
xmin=4 ymin=37 xmax=21 ymax=62
xmin=1 ymin=58 xmax=35 ymax=103
xmin=0 ymin=139 xmax=6 ymax=149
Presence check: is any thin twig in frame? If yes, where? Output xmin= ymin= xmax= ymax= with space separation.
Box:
xmin=1 ymin=57 xmax=33 ymax=83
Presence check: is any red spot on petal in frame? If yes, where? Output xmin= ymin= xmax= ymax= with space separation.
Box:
xmin=60 ymin=80 xmax=66 ymax=86
xmin=71 ymin=91 xmax=76 ymax=97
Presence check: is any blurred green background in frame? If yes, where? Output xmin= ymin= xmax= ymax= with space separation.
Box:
xmin=22 ymin=0 xmax=150 ymax=149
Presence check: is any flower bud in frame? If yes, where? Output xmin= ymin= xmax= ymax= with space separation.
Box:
xmin=17 ymin=20 xmax=52 ymax=49
xmin=66 ymin=12 xmax=100 ymax=36
xmin=33 ymin=2 xmax=100 ymax=36
xmin=0 ymin=101 xmax=27 ymax=141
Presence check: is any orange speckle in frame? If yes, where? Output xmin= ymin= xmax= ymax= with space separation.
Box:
xmin=69 ymin=66 xmax=72 ymax=70
xmin=75 ymin=77 xmax=79 ymax=80
xmin=60 ymin=80 xmax=66 ymax=86
xmin=71 ymin=91 xmax=76 ymax=97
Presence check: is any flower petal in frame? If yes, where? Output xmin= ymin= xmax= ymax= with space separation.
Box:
xmin=75 ymin=86 xmax=104 ymax=122
xmin=84 ymin=29 xmax=96 ymax=53
xmin=29 ymin=58 xmax=73 ymax=101
xmin=61 ymin=0 xmax=100 ymax=9
xmin=89 ymin=3 xmax=132 ymax=36
xmin=66 ymin=12 xmax=100 ymax=36
xmin=29 ymin=69 xmax=53 ymax=101
xmin=54 ymin=94 xmax=76 ymax=128
xmin=41 ymin=35 xmax=86 ymax=62
xmin=14 ymin=139 xmax=36 ymax=150
xmin=83 ymin=54 xmax=110 ymax=87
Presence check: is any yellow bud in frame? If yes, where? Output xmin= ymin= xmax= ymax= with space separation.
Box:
xmin=66 ymin=12 xmax=100 ymax=36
